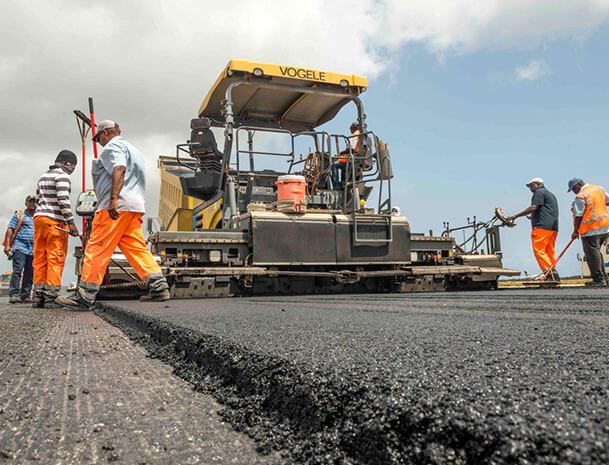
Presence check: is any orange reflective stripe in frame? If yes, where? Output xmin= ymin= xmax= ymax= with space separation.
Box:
xmin=575 ymin=185 xmax=609 ymax=234
xmin=2 ymin=210 xmax=24 ymax=247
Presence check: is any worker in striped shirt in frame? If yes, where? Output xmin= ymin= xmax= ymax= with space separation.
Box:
xmin=33 ymin=150 xmax=80 ymax=307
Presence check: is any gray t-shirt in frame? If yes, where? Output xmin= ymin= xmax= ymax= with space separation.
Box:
xmin=91 ymin=136 xmax=146 ymax=213
xmin=531 ymin=187 xmax=558 ymax=231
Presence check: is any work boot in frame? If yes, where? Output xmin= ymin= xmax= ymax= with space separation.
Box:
xmin=585 ymin=279 xmax=608 ymax=287
xmin=549 ymin=269 xmax=561 ymax=283
xmin=9 ymin=295 xmax=21 ymax=304
xmin=32 ymin=292 xmax=45 ymax=308
xmin=42 ymin=292 xmax=61 ymax=308
xmin=140 ymin=289 xmax=171 ymax=302
xmin=141 ymin=274 xmax=170 ymax=302
xmin=43 ymin=300 xmax=61 ymax=309
xmin=55 ymin=294 xmax=92 ymax=311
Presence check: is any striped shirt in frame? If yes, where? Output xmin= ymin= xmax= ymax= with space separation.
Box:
xmin=34 ymin=166 xmax=75 ymax=225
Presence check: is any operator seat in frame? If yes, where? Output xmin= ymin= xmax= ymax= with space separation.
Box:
xmin=355 ymin=134 xmax=374 ymax=172
xmin=190 ymin=117 xmax=222 ymax=161
xmin=179 ymin=118 xmax=223 ymax=201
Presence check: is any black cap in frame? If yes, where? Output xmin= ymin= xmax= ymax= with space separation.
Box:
xmin=350 ymin=122 xmax=359 ymax=131
xmin=25 ymin=195 xmax=36 ymax=202
xmin=55 ymin=149 xmax=77 ymax=165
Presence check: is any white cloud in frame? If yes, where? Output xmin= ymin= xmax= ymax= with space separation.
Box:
xmin=515 ymin=59 xmax=551 ymax=81
xmin=379 ymin=0 xmax=609 ymax=54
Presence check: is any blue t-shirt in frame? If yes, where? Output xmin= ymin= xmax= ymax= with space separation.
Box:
xmin=530 ymin=187 xmax=559 ymax=231
xmin=7 ymin=210 xmax=34 ymax=255
xmin=92 ymin=136 xmax=146 ymax=213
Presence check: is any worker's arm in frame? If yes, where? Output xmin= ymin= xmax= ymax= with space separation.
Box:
xmin=3 ymin=227 xmax=14 ymax=256
xmin=108 ymin=165 xmax=126 ymax=220
xmin=571 ymin=197 xmax=587 ymax=240
xmin=56 ymin=174 xmax=79 ymax=236
xmin=572 ymin=216 xmax=583 ymax=240
xmin=507 ymin=205 xmax=538 ymax=222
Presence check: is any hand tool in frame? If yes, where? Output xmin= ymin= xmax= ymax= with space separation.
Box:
xmin=73 ymin=109 xmax=92 ymax=240
xmin=55 ymin=226 xmax=81 ymax=237
xmin=89 ymin=98 xmax=99 ymax=159
xmin=541 ymin=237 xmax=576 ymax=281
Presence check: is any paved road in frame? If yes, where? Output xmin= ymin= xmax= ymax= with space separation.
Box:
xmin=99 ymin=288 xmax=609 ymax=465
xmin=0 ymin=300 xmax=282 ymax=465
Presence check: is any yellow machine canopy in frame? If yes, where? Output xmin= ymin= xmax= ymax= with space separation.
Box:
xmin=198 ymin=60 xmax=368 ymax=132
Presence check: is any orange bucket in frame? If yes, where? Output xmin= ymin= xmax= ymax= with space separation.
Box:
xmin=275 ymin=175 xmax=306 ymax=205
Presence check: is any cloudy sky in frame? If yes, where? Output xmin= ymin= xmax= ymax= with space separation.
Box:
xmin=2 ymin=0 xmax=609 ymax=279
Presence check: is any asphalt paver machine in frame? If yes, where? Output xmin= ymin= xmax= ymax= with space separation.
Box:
xmin=146 ymin=60 xmax=518 ymax=297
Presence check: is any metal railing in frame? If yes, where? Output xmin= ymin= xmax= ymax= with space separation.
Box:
xmin=330 ymin=131 xmax=393 ymax=244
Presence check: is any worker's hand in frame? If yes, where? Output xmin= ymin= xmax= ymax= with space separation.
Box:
xmin=571 ymin=231 xmax=580 ymax=240
xmin=507 ymin=216 xmax=515 ymax=223
xmin=68 ymin=223 xmax=80 ymax=237
xmin=3 ymin=245 xmax=11 ymax=257
xmin=108 ymin=199 xmax=120 ymax=220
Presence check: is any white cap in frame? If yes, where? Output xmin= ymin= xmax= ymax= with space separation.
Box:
xmin=525 ymin=177 xmax=544 ymax=187
xmin=93 ymin=120 xmax=118 ymax=142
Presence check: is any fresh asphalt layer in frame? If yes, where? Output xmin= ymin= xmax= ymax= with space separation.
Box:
xmin=98 ymin=288 xmax=609 ymax=465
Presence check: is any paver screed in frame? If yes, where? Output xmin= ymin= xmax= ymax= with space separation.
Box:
xmin=0 ymin=300 xmax=282 ymax=464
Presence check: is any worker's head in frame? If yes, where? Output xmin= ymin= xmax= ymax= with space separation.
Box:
xmin=55 ymin=149 xmax=77 ymax=174
xmin=525 ymin=177 xmax=544 ymax=192
xmin=567 ymin=177 xmax=585 ymax=194
xmin=25 ymin=195 xmax=36 ymax=212
xmin=93 ymin=120 xmax=121 ymax=146
xmin=350 ymin=122 xmax=359 ymax=133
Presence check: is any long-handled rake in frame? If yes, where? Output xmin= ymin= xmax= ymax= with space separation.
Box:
xmin=540 ymin=237 xmax=576 ymax=282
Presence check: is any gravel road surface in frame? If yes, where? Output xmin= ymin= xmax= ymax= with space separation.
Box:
xmin=0 ymin=299 xmax=282 ymax=464
xmin=98 ymin=288 xmax=609 ymax=465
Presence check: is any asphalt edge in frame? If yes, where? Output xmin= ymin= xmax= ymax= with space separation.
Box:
xmin=96 ymin=302 xmax=512 ymax=465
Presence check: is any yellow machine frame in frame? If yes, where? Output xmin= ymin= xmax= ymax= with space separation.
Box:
xmin=160 ymin=60 xmax=370 ymax=232
xmin=198 ymin=59 xmax=368 ymax=133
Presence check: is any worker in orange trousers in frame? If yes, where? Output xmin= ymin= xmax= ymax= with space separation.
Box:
xmin=33 ymin=150 xmax=80 ymax=307
xmin=508 ymin=177 xmax=560 ymax=281
xmin=56 ymin=120 xmax=169 ymax=310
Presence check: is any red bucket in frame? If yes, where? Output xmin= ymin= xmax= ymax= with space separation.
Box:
xmin=275 ymin=175 xmax=306 ymax=206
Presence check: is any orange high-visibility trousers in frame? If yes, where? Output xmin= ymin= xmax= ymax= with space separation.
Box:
xmin=531 ymin=227 xmax=558 ymax=271
xmin=79 ymin=211 xmax=161 ymax=296
xmin=33 ymin=216 xmax=69 ymax=296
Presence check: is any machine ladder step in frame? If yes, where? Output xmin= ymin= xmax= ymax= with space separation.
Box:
xmin=352 ymin=213 xmax=393 ymax=244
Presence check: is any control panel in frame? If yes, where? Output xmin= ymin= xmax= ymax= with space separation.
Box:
xmin=76 ymin=190 xmax=98 ymax=217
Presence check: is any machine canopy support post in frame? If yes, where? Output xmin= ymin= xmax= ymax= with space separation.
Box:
xmin=227 ymin=179 xmax=237 ymax=225
xmin=248 ymin=130 xmax=255 ymax=172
